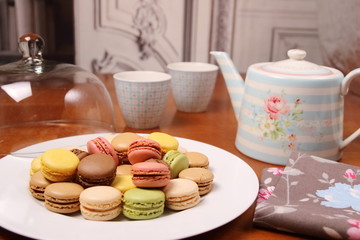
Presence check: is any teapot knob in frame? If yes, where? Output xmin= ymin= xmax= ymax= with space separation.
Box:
xmin=287 ymin=49 xmax=306 ymax=61
xmin=18 ymin=33 xmax=45 ymax=66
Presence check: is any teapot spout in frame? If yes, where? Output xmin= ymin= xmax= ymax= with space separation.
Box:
xmin=210 ymin=51 xmax=244 ymax=119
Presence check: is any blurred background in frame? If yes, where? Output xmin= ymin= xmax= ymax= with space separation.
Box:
xmin=1 ymin=0 xmax=360 ymax=75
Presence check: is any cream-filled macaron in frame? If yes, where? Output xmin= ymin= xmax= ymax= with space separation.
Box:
xmin=80 ymin=186 xmax=122 ymax=221
xmin=162 ymin=178 xmax=200 ymax=210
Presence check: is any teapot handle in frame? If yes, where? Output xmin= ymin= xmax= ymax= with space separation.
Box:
xmin=340 ymin=128 xmax=360 ymax=149
xmin=341 ymin=68 xmax=360 ymax=95
xmin=339 ymin=68 xmax=360 ymax=149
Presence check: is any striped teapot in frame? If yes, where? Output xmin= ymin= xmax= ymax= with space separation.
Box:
xmin=211 ymin=49 xmax=360 ymax=165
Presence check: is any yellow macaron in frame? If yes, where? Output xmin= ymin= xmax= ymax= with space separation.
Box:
xmin=116 ymin=164 xmax=133 ymax=175
xmin=30 ymin=156 xmax=42 ymax=176
xmin=148 ymin=132 xmax=179 ymax=154
xmin=41 ymin=148 xmax=80 ymax=182
xmin=111 ymin=174 xmax=136 ymax=194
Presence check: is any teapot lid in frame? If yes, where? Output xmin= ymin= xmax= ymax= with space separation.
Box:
xmin=259 ymin=49 xmax=339 ymax=77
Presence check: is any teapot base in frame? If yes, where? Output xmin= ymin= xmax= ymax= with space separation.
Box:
xmin=235 ymin=135 xmax=342 ymax=165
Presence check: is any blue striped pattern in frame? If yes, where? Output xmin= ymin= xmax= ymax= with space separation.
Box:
xmin=235 ymin=136 xmax=340 ymax=165
xmin=247 ymin=66 xmax=341 ymax=88
xmin=241 ymin=97 xmax=342 ymax=121
xmin=237 ymin=125 xmax=340 ymax=150
xmin=244 ymin=84 xmax=341 ymax=104
xmin=210 ymin=51 xmax=244 ymax=118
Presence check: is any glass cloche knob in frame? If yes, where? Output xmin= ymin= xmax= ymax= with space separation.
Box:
xmin=19 ymin=33 xmax=44 ymax=65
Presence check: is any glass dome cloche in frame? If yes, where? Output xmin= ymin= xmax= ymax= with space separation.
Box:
xmin=0 ymin=33 xmax=116 ymax=155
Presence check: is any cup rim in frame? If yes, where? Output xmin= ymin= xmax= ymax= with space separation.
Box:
xmin=113 ymin=71 xmax=171 ymax=83
xmin=167 ymin=62 xmax=219 ymax=72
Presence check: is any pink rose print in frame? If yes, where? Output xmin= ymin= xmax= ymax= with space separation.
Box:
xmin=347 ymin=219 xmax=360 ymax=239
xmin=267 ymin=168 xmax=284 ymax=175
xmin=345 ymin=169 xmax=357 ymax=180
xmin=257 ymin=186 xmax=275 ymax=203
xmin=264 ymin=95 xmax=290 ymax=120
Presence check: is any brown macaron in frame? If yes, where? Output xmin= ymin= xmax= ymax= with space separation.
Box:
xmin=179 ymin=167 xmax=214 ymax=195
xmin=29 ymin=171 xmax=52 ymax=200
xmin=76 ymin=153 xmax=117 ymax=188
xmin=70 ymin=148 xmax=90 ymax=160
xmin=44 ymin=182 xmax=84 ymax=214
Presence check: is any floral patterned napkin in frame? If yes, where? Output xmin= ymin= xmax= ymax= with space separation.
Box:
xmin=253 ymin=152 xmax=360 ymax=239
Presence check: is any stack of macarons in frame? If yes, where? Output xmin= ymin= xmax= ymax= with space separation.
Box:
xmin=111 ymin=132 xmax=142 ymax=163
xmin=28 ymin=131 xmax=215 ymax=221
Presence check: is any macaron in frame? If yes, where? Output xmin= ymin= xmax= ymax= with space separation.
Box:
xmin=111 ymin=132 xmax=143 ymax=163
xmin=76 ymin=154 xmax=117 ymax=188
xmin=123 ymin=188 xmax=165 ymax=220
xmin=127 ymin=138 xmax=162 ymax=165
xmin=116 ymin=164 xmax=133 ymax=175
xmin=80 ymin=186 xmax=122 ymax=221
xmin=163 ymin=150 xmax=189 ymax=178
xmin=44 ymin=182 xmax=84 ymax=214
xmin=111 ymin=174 xmax=137 ymax=194
xmin=131 ymin=161 xmax=170 ymax=188
xmin=41 ymin=149 xmax=80 ymax=182
xmin=162 ymin=178 xmax=201 ymax=210
xmin=185 ymin=152 xmax=209 ymax=168
xmin=30 ymin=156 xmax=42 ymax=176
xmin=29 ymin=171 xmax=52 ymax=200
xmin=70 ymin=148 xmax=89 ymax=160
xmin=87 ymin=136 xmax=119 ymax=165
xmin=147 ymin=132 xmax=179 ymax=154
xmin=179 ymin=167 xmax=214 ymax=195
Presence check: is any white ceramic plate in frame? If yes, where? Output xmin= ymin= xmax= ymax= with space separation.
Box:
xmin=0 ymin=133 xmax=259 ymax=240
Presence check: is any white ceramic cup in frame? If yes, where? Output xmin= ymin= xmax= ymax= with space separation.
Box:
xmin=167 ymin=62 xmax=219 ymax=112
xmin=113 ymin=71 xmax=171 ymax=129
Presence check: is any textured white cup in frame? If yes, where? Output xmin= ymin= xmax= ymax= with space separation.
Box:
xmin=167 ymin=62 xmax=218 ymax=112
xmin=113 ymin=71 xmax=171 ymax=129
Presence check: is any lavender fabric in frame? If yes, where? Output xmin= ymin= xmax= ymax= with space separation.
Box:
xmin=253 ymin=152 xmax=360 ymax=239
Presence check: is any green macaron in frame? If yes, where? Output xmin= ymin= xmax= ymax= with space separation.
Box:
xmin=123 ymin=188 xmax=165 ymax=220
xmin=163 ymin=150 xmax=189 ymax=178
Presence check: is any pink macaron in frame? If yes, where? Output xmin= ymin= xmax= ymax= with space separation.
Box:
xmin=127 ymin=139 xmax=162 ymax=165
xmin=87 ymin=136 xmax=119 ymax=165
xmin=131 ymin=161 xmax=170 ymax=188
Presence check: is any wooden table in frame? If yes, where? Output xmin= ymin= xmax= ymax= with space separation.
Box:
xmin=1 ymin=74 xmax=359 ymax=240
